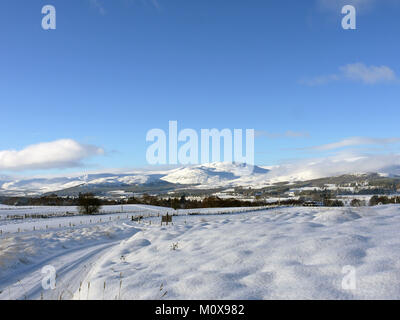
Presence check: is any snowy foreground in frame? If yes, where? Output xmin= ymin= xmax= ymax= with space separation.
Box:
xmin=1 ymin=205 xmax=400 ymax=300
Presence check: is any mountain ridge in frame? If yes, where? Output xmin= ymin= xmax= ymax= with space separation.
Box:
xmin=1 ymin=162 xmax=400 ymax=196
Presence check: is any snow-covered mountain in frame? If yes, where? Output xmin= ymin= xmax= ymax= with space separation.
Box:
xmin=1 ymin=160 xmax=400 ymax=196
xmin=0 ymin=172 xmax=166 ymax=196
xmin=0 ymin=163 xmax=268 ymax=195
xmin=161 ymin=162 xmax=269 ymax=187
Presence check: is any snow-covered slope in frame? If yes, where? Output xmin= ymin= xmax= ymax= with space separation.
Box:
xmin=1 ymin=160 xmax=400 ymax=195
xmin=0 ymin=173 xmax=165 ymax=195
xmin=1 ymin=178 xmax=85 ymax=195
xmin=161 ymin=162 xmax=269 ymax=187
xmin=0 ymin=163 xmax=270 ymax=195
xmin=2 ymin=205 xmax=400 ymax=300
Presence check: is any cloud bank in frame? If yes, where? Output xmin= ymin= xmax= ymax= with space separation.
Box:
xmin=266 ymin=151 xmax=400 ymax=182
xmin=301 ymin=63 xmax=397 ymax=86
xmin=0 ymin=139 xmax=104 ymax=172
xmin=310 ymin=137 xmax=400 ymax=151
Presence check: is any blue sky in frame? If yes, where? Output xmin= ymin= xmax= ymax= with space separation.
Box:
xmin=1 ymin=0 xmax=400 ymax=176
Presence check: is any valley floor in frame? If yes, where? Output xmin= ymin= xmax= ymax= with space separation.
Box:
xmin=1 ymin=205 xmax=400 ymax=299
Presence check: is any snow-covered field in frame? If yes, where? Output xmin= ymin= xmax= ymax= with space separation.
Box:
xmin=0 ymin=204 xmax=167 ymax=219
xmin=1 ymin=205 xmax=400 ymax=300
xmin=0 ymin=204 xmax=267 ymax=234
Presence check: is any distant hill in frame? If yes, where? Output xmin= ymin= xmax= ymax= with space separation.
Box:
xmin=1 ymin=162 xmax=399 ymax=197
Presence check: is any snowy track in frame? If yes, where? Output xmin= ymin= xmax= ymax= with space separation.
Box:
xmin=0 ymin=241 xmax=118 ymax=300
xmin=0 ymin=219 xmax=142 ymax=300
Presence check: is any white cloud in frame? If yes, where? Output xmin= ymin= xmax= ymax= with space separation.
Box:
xmin=265 ymin=136 xmax=400 ymax=181
xmin=310 ymin=137 xmax=400 ymax=151
xmin=301 ymin=63 xmax=397 ymax=85
xmin=267 ymin=151 xmax=400 ymax=181
xmin=341 ymin=63 xmax=397 ymax=84
xmin=0 ymin=139 xmax=104 ymax=172
xmin=89 ymin=0 xmax=106 ymax=15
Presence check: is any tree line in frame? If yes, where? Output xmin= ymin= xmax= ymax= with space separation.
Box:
xmin=2 ymin=193 xmax=400 ymax=213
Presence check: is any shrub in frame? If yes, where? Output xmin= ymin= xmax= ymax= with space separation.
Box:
xmin=350 ymin=199 xmax=363 ymax=207
xmin=369 ymin=195 xmax=390 ymax=206
xmin=77 ymin=193 xmax=102 ymax=215
xmin=323 ymin=199 xmax=344 ymax=207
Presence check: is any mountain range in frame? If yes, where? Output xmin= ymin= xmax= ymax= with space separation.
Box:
xmin=1 ymin=161 xmax=400 ymax=197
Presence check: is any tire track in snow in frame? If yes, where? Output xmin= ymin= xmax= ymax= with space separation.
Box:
xmin=0 ymin=231 xmax=142 ymax=300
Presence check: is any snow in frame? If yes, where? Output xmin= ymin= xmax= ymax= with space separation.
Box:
xmin=160 ymin=162 xmax=268 ymax=187
xmin=0 ymin=204 xmax=163 ymax=219
xmin=1 ymin=205 xmax=400 ymax=300
xmin=2 ymin=161 xmax=400 ymax=196
xmin=0 ymin=172 xmax=165 ymax=195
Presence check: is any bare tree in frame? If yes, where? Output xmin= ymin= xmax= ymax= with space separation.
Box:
xmin=78 ymin=193 xmax=102 ymax=215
